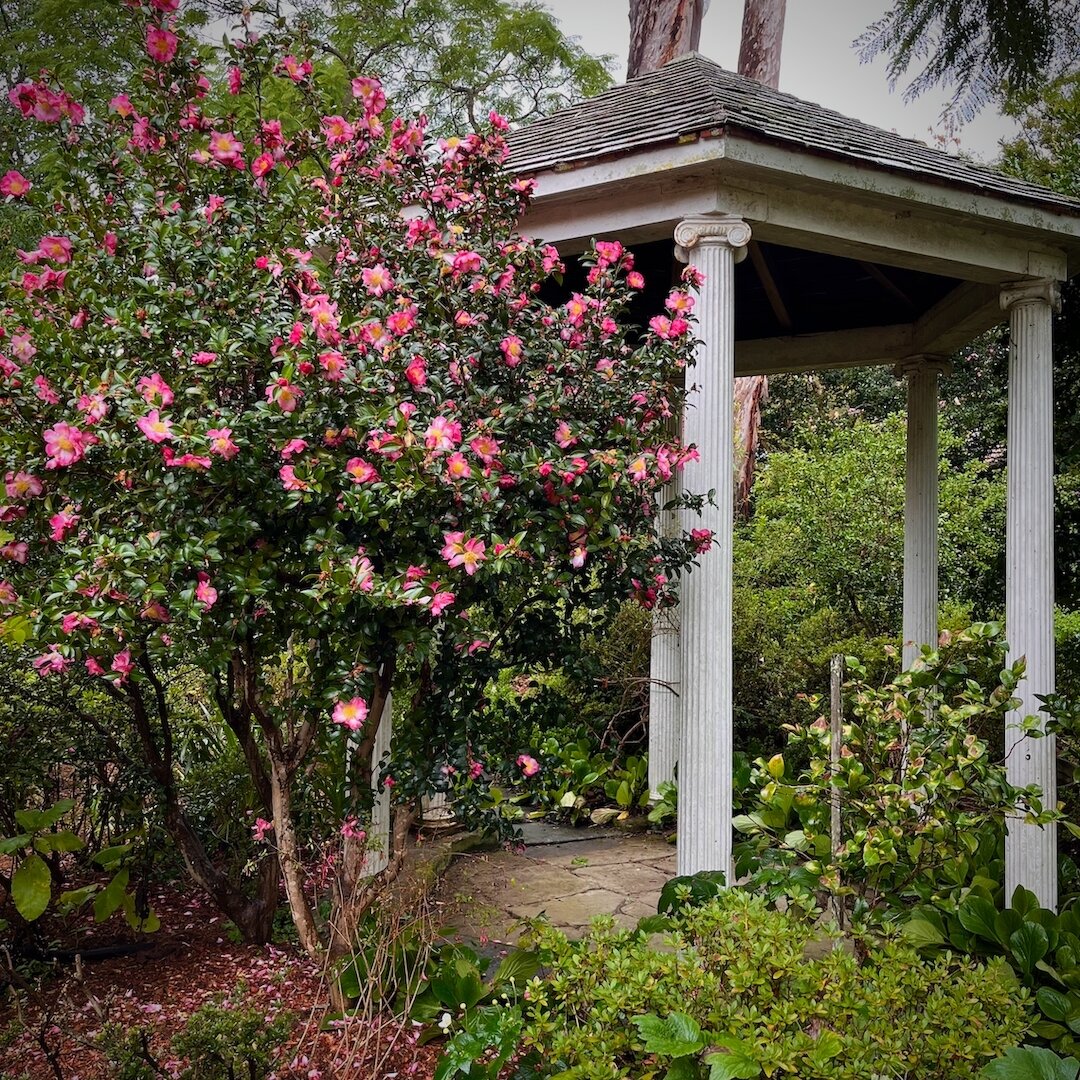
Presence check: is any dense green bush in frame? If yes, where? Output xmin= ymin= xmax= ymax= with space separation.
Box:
xmin=515 ymin=891 xmax=1030 ymax=1079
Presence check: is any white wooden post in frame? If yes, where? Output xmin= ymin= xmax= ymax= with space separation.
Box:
xmin=896 ymin=356 xmax=949 ymax=668
xmin=1001 ymin=278 xmax=1061 ymax=909
xmin=648 ymin=475 xmax=682 ymax=799
xmin=365 ymin=690 xmax=393 ymax=875
xmin=673 ymin=214 xmax=750 ymax=880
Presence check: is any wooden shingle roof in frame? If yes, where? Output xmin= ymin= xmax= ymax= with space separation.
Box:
xmin=508 ymin=53 xmax=1080 ymax=216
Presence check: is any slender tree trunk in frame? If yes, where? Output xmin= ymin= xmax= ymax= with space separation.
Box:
xmin=627 ymin=0 xmax=706 ymax=77
xmin=269 ymin=757 xmax=322 ymax=959
xmin=734 ymin=0 xmax=786 ymax=513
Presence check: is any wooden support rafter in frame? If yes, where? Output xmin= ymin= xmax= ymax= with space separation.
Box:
xmin=748 ymin=240 xmax=793 ymax=332
xmin=858 ymin=259 xmax=915 ymax=311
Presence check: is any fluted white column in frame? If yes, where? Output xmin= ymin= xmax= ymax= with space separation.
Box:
xmin=365 ymin=691 xmax=393 ymax=876
xmin=897 ymin=356 xmax=949 ymax=669
xmin=1002 ymin=278 xmax=1061 ymax=909
xmin=673 ymin=214 xmax=750 ymax=880
xmin=649 ymin=475 xmax=682 ymax=799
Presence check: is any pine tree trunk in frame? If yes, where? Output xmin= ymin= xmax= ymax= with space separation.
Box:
xmin=734 ymin=0 xmax=786 ymax=512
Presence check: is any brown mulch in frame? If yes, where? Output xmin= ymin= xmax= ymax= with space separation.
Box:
xmin=0 ymin=882 xmax=443 ymax=1079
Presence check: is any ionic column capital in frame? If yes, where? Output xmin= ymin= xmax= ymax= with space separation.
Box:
xmin=674 ymin=215 xmax=752 ymax=264
xmin=893 ymin=354 xmax=953 ymax=379
xmin=1000 ymin=278 xmax=1062 ymax=314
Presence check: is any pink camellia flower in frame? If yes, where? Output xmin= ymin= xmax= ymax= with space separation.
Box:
xmin=11 ymin=333 xmax=35 ymax=363
xmin=0 ymin=582 xmax=16 ymax=606
xmin=340 ymin=817 xmax=365 ymax=841
xmin=61 ymin=612 xmax=96 ymax=634
xmin=405 ymin=355 xmax=427 ymax=388
xmin=386 ymin=306 xmax=416 ymax=336
xmin=469 ymin=435 xmax=500 ymax=464
xmin=191 ymin=351 xmax=217 ymax=366
xmin=322 ymin=115 xmax=354 ymax=146
xmin=345 ymin=457 xmax=379 ymax=484
xmin=166 ymin=451 xmax=211 ymax=470
xmin=151 ymin=0 xmax=180 ymax=11
xmin=441 ymin=532 xmax=486 ymax=575
xmin=425 ymin=415 xmax=462 ymax=452
xmin=279 ymin=55 xmax=312 ymax=83
xmin=445 ymin=452 xmax=471 ymax=481
xmin=0 ymin=171 xmax=31 ymax=198
xmin=138 ymin=371 xmax=173 ymax=406
xmin=206 ymin=428 xmax=239 ymax=460
xmin=627 ymin=271 xmax=646 ymax=289
xmin=500 ymin=335 xmax=523 ymax=367
xmin=111 ymin=649 xmax=134 ymax=683
xmin=145 ymin=25 xmax=178 ymax=64
xmin=44 ymin=423 xmax=87 ymax=469
xmin=570 ymin=546 xmax=587 ymax=569
xmin=690 ymin=528 xmax=714 ymax=553
xmin=362 ymin=263 xmax=394 ymax=296
xmin=34 ymin=651 xmax=70 ymax=676
xmin=37 ymin=235 xmax=71 ymax=264
xmin=554 ymin=421 xmax=576 ymax=449
xmin=49 ymin=510 xmax=78 ymax=541
xmin=266 ymin=378 xmax=302 ymax=412
xmin=319 ymin=350 xmax=347 ymax=381
xmin=227 ymin=66 xmax=243 ymax=94
xmin=280 ymin=438 xmax=308 ymax=459
xmin=469 ymin=760 xmax=484 ymax=780
xmin=279 ymin=465 xmax=308 ymax=491
xmin=0 ymin=542 xmax=28 ymax=563
xmin=208 ymin=130 xmax=244 ymax=166
xmin=5 ymin=471 xmax=43 ymax=500
xmin=451 ymin=250 xmax=481 ymax=275
xmin=109 ymin=94 xmax=134 ymax=118
xmin=141 ymin=600 xmax=169 ymax=622
xmin=252 ymin=817 xmax=273 ymax=842
xmin=332 ymin=697 xmax=369 ymax=732
xmin=34 ymin=375 xmax=59 ymax=404
xmin=195 ymin=572 xmax=217 ymax=610
xmin=137 ymin=410 xmax=173 ymax=443
xmin=351 ymin=76 xmax=386 ymax=113
xmin=250 ymin=152 xmax=274 ymax=181
xmin=429 ymin=590 xmax=455 ymax=616
xmin=517 ymin=754 xmax=540 ymax=778
xmin=85 ymin=657 xmax=105 ymax=676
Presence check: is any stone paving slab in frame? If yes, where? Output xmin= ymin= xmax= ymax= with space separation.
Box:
xmin=437 ymin=828 xmax=677 ymax=944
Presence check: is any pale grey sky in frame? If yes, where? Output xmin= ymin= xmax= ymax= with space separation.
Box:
xmin=540 ymin=0 xmax=1019 ymax=161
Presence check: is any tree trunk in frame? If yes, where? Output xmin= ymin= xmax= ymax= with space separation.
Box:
xmin=734 ymin=0 xmax=786 ymax=513
xmin=737 ymin=0 xmax=786 ymax=87
xmin=269 ymin=757 xmax=322 ymax=960
xmin=627 ymin=0 xmax=706 ymax=77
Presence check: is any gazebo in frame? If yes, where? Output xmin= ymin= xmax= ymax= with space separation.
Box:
xmin=508 ymin=53 xmax=1080 ymax=909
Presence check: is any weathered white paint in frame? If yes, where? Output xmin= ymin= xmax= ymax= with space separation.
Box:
xmin=897 ymin=356 xmax=950 ymax=668
xmin=1002 ymin=278 xmax=1061 ymax=909
xmin=674 ymin=214 xmax=749 ymax=880
xmin=365 ymin=691 xmax=393 ymax=876
xmin=649 ymin=475 xmax=682 ymax=798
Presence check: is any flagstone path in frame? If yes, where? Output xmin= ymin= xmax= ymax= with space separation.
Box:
xmin=435 ymin=823 xmax=677 ymax=944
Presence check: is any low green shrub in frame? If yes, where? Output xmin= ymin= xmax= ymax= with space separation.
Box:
xmin=515 ymin=891 xmax=1030 ymax=1079
xmin=169 ymin=984 xmax=293 ymax=1080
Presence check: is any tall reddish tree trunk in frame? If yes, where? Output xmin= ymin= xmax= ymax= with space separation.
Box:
xmin=627 ymin=0 xmax=706 ymax=77
xmin=734 ymin=0 xmax=786 ymax=513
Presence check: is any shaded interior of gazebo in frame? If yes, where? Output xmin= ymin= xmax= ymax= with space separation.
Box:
xmin=509 ymin=53 xmax=1080 ymax=907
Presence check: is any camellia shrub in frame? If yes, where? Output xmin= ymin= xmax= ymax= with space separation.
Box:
xmin=0 ymin=5 xmax=704 ymax=974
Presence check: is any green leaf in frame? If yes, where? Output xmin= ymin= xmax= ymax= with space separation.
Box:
xmin=492 ymin=948 xmax=540 ymax=987
xmin=631 ymin=1013 xmax=705 ymax=1058
xmin=705 ymin=1035 xmax=761 ymax=1079
xmin=94 ymin=868 xmax=129 ymax=922
xmin=636 ymin=914 xmax=675 ymax=936
xmin=665 ymin=1058 xmax=703 ymax=1080
xmin=34 ymin=831 xmax=85 ymax=854
xmin=901 ymin=918 xmax=946 ymax=949
xmin=12 ymin=854 xmax=52 ymax=921
xmin=0 ymin=833 xmax=31 ymax=855
xmin=808 ymin=1031 xmax=843 ymax=1068
xmin=958 ymin=896 xmax=1002 ymax=943
xmin=979 ymin=1045 xmax=1080 ymax=1079
xmin=16 ymin=799 xmax=74 ymax=833
xmin=92 ymin=843 xmax=131 ymax=868
xmin=1011 ymin=922 xmax=1051 ymax=979
xmin=1037 ymin=987 xmax=1073 ymax=1022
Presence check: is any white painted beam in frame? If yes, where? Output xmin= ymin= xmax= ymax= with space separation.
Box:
xmin=1002 ymin=278 xmax=1061 ymax=910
